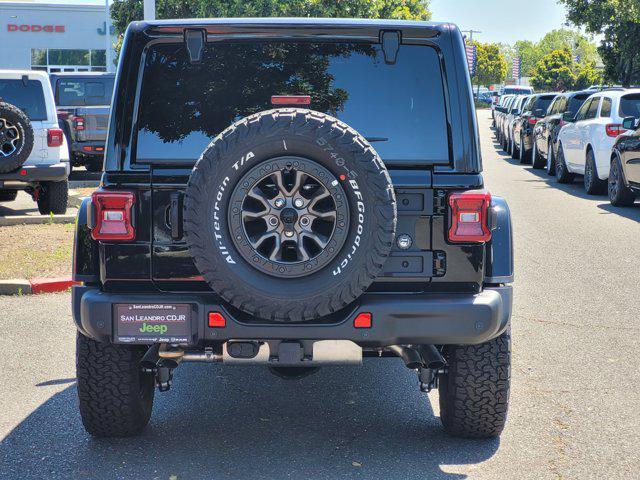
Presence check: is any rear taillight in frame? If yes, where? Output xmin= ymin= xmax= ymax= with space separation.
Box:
xmin=47 ymin=128 xmax=63 ymax=147
xmin=271 ymin=95 xmax=311 ymax=106
xmin=448 ymin=190 xmax=492 ymax=243
xmin=90 ymin=191 xmax=136 ymax=241
xmin=74 ymin=116 xmax=85 ymax=131
xmin=605 ymin=124 xmax=627 ymax=137
xmin=528 ymin=117 xmax=538 ymax=125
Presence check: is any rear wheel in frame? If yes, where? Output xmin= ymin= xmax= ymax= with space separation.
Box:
xmin=76 ymin=333 xmax=155 ymax=437
xmin=0 ymin=190 xmax=18 ymax=202
xmin=555 ymin=144 xmax=575 ymax=183
xmin=518 ymin=135 xmax=529 ymax=164
xmin=546 ymin=142 xmax=556 ymax=176
xmin=37 ymin=180 xmax=68 ymax=215
xmin=439 ymin=330 xmax=511 ymax=438
xmin=608 ymin=155 xmax=636 ymax=207
xmin=584 ymin=150 xmax=607 ymax=195
xmin=510 ymin=134 xmax=519 ymax=159
xmin=532 ymin=142 xmax=545 ymax=169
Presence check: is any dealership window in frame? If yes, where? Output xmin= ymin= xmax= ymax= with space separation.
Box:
xmin=30 ymin=48 xmax=107 ymax=73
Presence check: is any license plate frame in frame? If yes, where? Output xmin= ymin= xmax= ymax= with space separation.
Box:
xmin=114 ymin=303 xmax=192 ymax=344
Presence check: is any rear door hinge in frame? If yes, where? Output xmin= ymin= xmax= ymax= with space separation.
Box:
xmin=169 ymin=192 xmax=183 ymax=240
xmin=434 ymin=190 xmax=447 ymax=215
xmin=433 ymin=251 xmax=446 ymax=277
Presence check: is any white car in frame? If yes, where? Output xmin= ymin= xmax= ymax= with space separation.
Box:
xmin=556 ymin=88 xmax=640 ymax=194
xmin=0 ymin=70 xmax=70 ymax=214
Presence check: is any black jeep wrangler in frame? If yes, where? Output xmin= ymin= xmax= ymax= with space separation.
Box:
xmin=72 ymin=18 xmax=514 ymax=439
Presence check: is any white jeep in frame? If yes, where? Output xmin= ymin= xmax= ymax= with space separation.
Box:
xmin=0 ymin=70 xmax=70 ymax=214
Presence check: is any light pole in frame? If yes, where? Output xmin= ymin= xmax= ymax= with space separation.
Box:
xmin=144 ymin=0 xmax=156 ymax=20
xmin=105 ymin=0 xmax=112 ymax=72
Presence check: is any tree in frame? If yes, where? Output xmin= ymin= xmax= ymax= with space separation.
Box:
xmin=574 ymin=61 xmax=602 ymax=90
xmin=531 ymin=48 xmax=576 ymax=91
xmin=474 ymin=42 xmax=507 ymax=87
xmin=111 ymin=0 xmax=432 ymax=37
xmin=560 ymin=0 xmax=640 ymax=86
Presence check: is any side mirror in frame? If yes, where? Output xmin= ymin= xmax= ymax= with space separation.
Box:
xmin=622 ymin=116 xmax=639 ymax=130
xmin=534 ymin=108 xmax=545 ymax=118
xmin=562 ymin=112 xmax=575 ymax=123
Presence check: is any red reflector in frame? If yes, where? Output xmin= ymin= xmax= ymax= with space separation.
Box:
xmin=271 ymin=95 xmax=311 ymax=106
xmin=96 ymin=147 xmax=104 ymax=152
xmin=74 ymin=116 xmax=85 ymax=131
xmin=19 ymin=169 xmax=27 ymax=176
xmin=82 ymin=146 xmax=92 ymax=152
xmin=90 ymin=191 xmax=136 ymax=241
xmin=528 ymin=117 xmax=538 ymax=125
xmin=354 ymin=312 xmax=372 ymax=329
xmin=605 ymin=124 xmax=626 ymax=138
xmin=448 ymin=190 xmax=492 ymax=243
xmin=47 ymin=128 xmax=63 ymax=147
xmin=208 ymin=312 xmax=226 ymax=328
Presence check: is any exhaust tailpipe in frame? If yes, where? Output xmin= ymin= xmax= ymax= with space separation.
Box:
xmin=386 ymin=345 xmax=423 ymax=369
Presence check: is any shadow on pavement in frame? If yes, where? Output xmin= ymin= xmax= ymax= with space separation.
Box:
xmin=1 ymin=359 xmax=499 ymax=479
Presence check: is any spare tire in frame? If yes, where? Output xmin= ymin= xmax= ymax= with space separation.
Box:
xmin=0 ymin=102 xmax=34 ymax=173
xmin=184 ymin=109 xmax=396 ymax=322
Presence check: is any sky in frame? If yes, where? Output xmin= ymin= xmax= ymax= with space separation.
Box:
xmin=22 ymin=0 xmax=571 ymax=46
xmin=430 ymin=0 xmax=570 ymax=45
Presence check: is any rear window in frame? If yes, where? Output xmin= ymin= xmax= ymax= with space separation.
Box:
xmin=0 ymin=79 xmax=47 ymax=121
xmin=135 ymin=42 xmax=449 ymax=165
xmin=619 ymin=94 xmax=640 ymax=118
xmin=56 ymin=78 xmax=114 ymax=106
xmin=503 ymin=87 xmax=533 ymax=95
xmin=567 ymin=94 xmax=589 ymax=115
xmin=535 ymin=95 xmax=555 ymax=113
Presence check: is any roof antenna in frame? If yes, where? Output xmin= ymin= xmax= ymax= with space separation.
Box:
xmin=184 ymin=29 xmax=206 ymax=64
xmin=381 ymin=31 xmax=401 ymax=65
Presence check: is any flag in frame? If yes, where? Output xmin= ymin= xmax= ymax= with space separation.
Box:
xmin=465 ymin=43 xmax=477 ymax=76
xmin=512 ymin=57 xmax=521 ymax=79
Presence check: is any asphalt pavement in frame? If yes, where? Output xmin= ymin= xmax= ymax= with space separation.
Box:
xmin=1 ymin=110 xmax=639 ymax=479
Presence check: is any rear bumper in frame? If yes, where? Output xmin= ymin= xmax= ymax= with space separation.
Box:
xmin=71 ymin=141 xmax=105 ymax=156
xmin=0 ymin=162 xmax=69 ymax=184
xmin=72 ymin=285 xmax=512 ymax=347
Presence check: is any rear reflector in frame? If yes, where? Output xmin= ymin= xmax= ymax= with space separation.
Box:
xmin=47 ymin=128 xmax=63 ymax=147
xmin=90 ymin=191 xmax=136 ymax=241
xmin=271 ymin=95 xmax=311 ymax=106
xmin=448 ymin=190 xmax=492 ymax=243
xmin=354 ymin=312 xmax=372 ymax=329
xmin=605 ymin=124 xmax=627 ymax=137
xmin=208 ymin=312 xmax=226 ymax=328
xmin=82 ymin=146 xmax=92 ymax=152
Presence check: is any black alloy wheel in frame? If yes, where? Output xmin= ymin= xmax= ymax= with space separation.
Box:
xmin=230 ymin=157 xmax=349 ymax=278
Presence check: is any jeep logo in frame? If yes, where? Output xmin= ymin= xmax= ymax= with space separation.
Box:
xmin=139 ymin=323 xmax=168 ymax=334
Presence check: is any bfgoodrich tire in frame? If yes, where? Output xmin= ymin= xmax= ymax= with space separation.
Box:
xmin=184 ymin=108 xmax=396 ymax=322
xmin=439 ymin=330 xmax=511 ymax=438
xmin=0 ymin=102 xmax=34 ymax=173
xmin=37 ymin=180 xmax=68 ymax=215
xmin=76 ymin=333 xmax=155 ymax=437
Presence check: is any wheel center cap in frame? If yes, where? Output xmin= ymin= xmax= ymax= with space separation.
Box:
xmin=280 ymin=207 xmax=298 ymax=226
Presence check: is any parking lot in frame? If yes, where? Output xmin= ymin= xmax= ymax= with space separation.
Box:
xmin=0 ymin=110 xmax=637 ymax=479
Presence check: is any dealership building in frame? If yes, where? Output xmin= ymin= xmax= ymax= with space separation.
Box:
xmin=0 ymin=0 xmax=117 ymax=73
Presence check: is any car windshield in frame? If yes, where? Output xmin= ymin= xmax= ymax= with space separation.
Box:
xmin=56 ymin=78 xmax=114 ymax=107
xmin=619 ymin=94 xmax=640 ymax=118
xmin=136 ymin=41 xmax=450 ymax=165
xmin=0 ymin=79 xmax=47 ymax=121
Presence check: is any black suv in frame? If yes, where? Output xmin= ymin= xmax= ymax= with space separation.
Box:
xmin=72 ymin=19 xmax=514 ymax=439
xmin=512 ymin=93 xmax=557 ymax=164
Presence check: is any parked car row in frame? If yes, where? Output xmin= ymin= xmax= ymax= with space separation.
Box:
xmin=0 ymin=70 xmax=113 ymax=212
xmin=493 ymin=87 xmax=640 ymax=207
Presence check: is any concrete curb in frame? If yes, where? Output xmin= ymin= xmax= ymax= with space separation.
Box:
xmin=0 ymin=215 xmax=76 ymax=226
xmin=0 ymin=277 xmax=78 ymax=295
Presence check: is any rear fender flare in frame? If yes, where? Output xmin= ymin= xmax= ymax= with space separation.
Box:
xmin=485 ymin=196 xmax=513 ymax=284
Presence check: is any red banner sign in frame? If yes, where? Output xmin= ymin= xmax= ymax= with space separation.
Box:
xmin=7 ymin=24 xmax=65 ymax=33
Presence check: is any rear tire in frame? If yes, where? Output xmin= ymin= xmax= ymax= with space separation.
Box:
xmin=439 ymin=330 xmax=511 ymax=438
xmin=584 ymin=150 xmax=607 ymax=195
xmin=532 ymin=142 xmax=545 ymax=169
xmin=85 ymin=157 xmax=103 ymax=172
xmin=519 ymin=135 xmax=530 ymax=164
xmin=608 ymin=155 xmax=636 ymax=207
xmin=546 ymin=142 xmax=556 ymax=176
xmin=0 ymin=190 xmax=18 ymax=202
xmin=555 ymin=144 xmax=575 ymax=183
xmin=76 ymin=333 xmax=155 ymax=437
xmin=37 ymin=180 xmax=68 ymax=215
